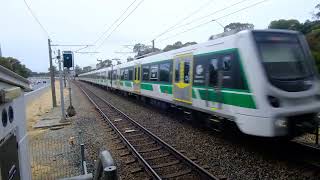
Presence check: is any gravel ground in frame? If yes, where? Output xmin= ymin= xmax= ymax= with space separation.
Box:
xmin=71 ymin=82 xmax=150 ymax=179
xmin=81 ymin=81 xmax=319 ymax=180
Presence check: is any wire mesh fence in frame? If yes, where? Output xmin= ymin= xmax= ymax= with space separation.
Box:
xmin=29 ymin=132 xmax=82 ymax=180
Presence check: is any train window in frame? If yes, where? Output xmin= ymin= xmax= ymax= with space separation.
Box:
xmin=160 ymin=63 xmax=170 ymax=82
xmin=142 ymin=65 xmax=150 ymax=81
xmin=124 ymin=69 xmax=129 ymax=80
xmin=120 ymin=70 xmax=124 ymax=80
xmin=128 ymin=68 xmax=133 ymax=80
xmin=184 ymin=62 xmax=190 ymax=83
xmin=112 ymin=70 xmax=117 ymax=80
xmin=150 ymin=65 xmax=159 ymax=81
xmin=222 ymin=55 xmax=232 ymax=71
xmin=193 ymin=64 xmax=205 ymax=86
xmin=175 ymin=59 xmax=180 ymax=82
xmin=138 ymin=67 xmax=141 ymax=81
xmin=134 ymin=67 xmax=137 ymax=80
xmin=209 ymin=58 xmax=219 ymax=86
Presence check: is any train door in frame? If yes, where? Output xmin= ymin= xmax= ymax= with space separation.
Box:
xmin=206 ymin=57 xmax=223 ymax=110
xmin=112 ymin=70 xmax=117 ymax=88
xmin=133 ymin=64 xmax=141 ymax=93
xmin=173 ymin=54 xmax=193 ymax=104
xmin=116 ymin=68 xmax=121 ymax=89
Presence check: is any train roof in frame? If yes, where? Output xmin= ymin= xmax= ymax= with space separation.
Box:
xmin=79 ymin=29 xmax=301 ymax=76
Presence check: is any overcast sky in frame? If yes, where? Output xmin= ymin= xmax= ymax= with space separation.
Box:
xmin=0 ymin=0 xmax=319 ymax=72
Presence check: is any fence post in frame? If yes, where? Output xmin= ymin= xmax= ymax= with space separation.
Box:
xmin=93 ymin=150 xmax=117 ymax=180
xmin=316 ymin=117 xmax=319 ymax=145
xmin=79 ymin=130 xmax=86 ymax=175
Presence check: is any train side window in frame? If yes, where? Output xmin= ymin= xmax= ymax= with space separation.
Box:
xmin=134 ymin=67 xmax=137 ymax=80
xmin=184 ymin=62 xmax=190 ymax=83
xmin=222 ymin=55 xmax=232 ymax=71
xmin=175 ymin=59 xmax=180 ymax=82
xmin=209 ymin=58 xmax=219 ymax=86
xmin=112 ymin=70 xmax=117 ymax=80
xmin=128 ymin=68 xmax=133 ymax=80
xmin=120 ymin=70 xmax=124 ymax=80
xmin=159 ymin=63 xmax=170 ymax=82
xmin=137 ymin=67 xmax=141 ymax=81
xmin=142 ymin=65 xmax=150 ymax=81
xmin=124 ymin=69 xmax=129 ymax=80
xmin=150 ymin=65 xmax=159 ymax=81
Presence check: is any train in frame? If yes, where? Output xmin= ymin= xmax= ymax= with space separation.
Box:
xmin=79 ymin=29 xmax=320 ymax=138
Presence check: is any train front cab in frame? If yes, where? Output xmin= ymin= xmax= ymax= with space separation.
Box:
xmin=235 ymin=30 xmax=320 ymax=138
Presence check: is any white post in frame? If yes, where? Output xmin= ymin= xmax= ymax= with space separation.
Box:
xmin=57 ymin=50 xmax=65 ymax=121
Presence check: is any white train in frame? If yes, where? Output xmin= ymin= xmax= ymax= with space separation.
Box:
xmin=79 ymin=29 xmax=320 ymax=138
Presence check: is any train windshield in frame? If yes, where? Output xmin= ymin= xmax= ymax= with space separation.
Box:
xmin=254 ymin=32 xmax=313 ymax=80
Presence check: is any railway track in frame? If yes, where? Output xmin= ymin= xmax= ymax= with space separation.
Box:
xmin=76 ymin=82 xmax=220 ymax=180
xmin=289 ymin=141 xmax=320 ymax=175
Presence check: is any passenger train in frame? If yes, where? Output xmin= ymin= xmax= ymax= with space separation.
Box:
xmin=79 ymin=29 xmax=320 ymax=138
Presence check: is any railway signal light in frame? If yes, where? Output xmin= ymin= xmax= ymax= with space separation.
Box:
xmin=62 ymin=51 xmax=74 ymax=69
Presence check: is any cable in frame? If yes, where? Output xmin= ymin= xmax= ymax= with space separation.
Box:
xmin=158 ymin=0 xmax=270 ymax=43
xmin=92 ymin=0 xmax=138 ymax=45
xmin=96 ymin=0 xmax=145 ymax=49
xmin=153 ymin=0 xmax=215 ymax=40
xmin=154 ymin=0 xmax=251 ymax=40
xmin=22 ymin=0 xmax=50 ymax=37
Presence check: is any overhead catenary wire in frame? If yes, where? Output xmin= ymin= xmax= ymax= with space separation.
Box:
xmin=152 ymin=0 xmax=216 ymax=40
xmin=95 ymin=0 xmax=145 ymax=50
xmin=22 ymin=0 xmax=50 ymax=37
xmin=158 ymin=0 xmax=270 ymax=43
xmin=92 ymin=0 xmax=139 ymax=45
xmin=154 ymin=0 xmax=252 ymax=41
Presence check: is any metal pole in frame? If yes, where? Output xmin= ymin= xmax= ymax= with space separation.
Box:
xmin=48 ymin=39 xmax=57 ymax=107
xmin=68 ymin=70 xmax=72 ymax=107
xmin=67 ymin=68 xmax=76 ymax=117
xmin=152 ymin=40 xmax=155 ymax=52
xmin=64 ymin=70 xmax=67 ymax=88
xmin=57 ymin=50 xmax=65 ymax=121
xmin=316 ymin=117 xmax=319 ymax=144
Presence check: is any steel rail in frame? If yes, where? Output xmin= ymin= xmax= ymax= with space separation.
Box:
xmin=77 ymin=83 xmax=162 ymax=179
xmin=76 ymin=82 xmax=219 ymax=180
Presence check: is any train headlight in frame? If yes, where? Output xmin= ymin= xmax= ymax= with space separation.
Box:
xmin=275 ymin=119 xmax=287 ymax=128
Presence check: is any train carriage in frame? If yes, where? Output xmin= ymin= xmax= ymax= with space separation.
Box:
xmin=79 ymin=29 xmax=320 ymax=138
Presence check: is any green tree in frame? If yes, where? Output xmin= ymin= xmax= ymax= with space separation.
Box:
xmin=0 ymin=57 xmax=32 ymax=78
xmin=127 ymin=56 xmax=134 ymax=62
xmin=268 ymin=19 xmax=303 ymax=31
xmin=48 ymin=65 xmax=58 ymax=75
xmin=133 ymin=43 xmax=160 ymax=57
xmin=163 ymin=41 xmax=197 ymax=52
xmin=74 ymin=65 xmax=83 ymax=75
xmin=314 ymin=3 xmax=320 ymax=19
xmin=224 ymin=22 xmax=254 ymax=32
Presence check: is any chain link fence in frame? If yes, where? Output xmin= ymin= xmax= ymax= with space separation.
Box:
xmin=29 ymin=132 xmax=82 ymax=180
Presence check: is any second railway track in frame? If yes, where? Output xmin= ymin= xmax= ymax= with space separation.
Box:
xmin=76 ymin=82 xmax=220 ymax=180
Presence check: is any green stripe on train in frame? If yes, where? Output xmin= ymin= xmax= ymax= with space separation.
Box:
xmin=141 ymin=83 xmax=153 ymax=91
xmin=125 ymin=81 xmax=132 ymax=87
xmin=127 ymin=81 xmax=256 ymax=109
xmin=160 ymin=85 xmax=172 ymax=94
xmin=196 ymin=89 xmax=256 ymax=109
